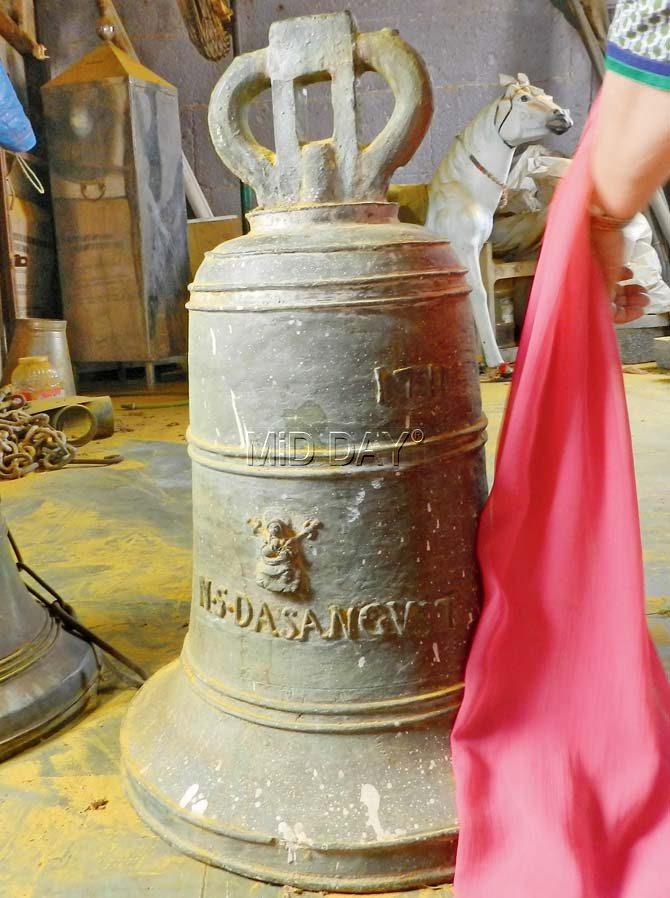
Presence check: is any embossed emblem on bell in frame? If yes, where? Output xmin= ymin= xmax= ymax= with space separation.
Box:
xmin=121 ymin=11 xmax=487 ymax=892
xmin=249 ymin=516 xmax=321 ymax=596
xmin=0 ymin=510 xmax=99 ymax=761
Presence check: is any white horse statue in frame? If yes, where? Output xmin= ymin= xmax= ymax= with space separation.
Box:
xmin=424 ymin=74 xmax=573 ymax=376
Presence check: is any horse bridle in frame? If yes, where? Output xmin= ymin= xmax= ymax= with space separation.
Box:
xmin=454 ymin=133 xmax=510 ymax=208
xmin=455 ymin=89 xmax=545 ymax=206
xmin=494 ymin=96 xmax=515 ymax=149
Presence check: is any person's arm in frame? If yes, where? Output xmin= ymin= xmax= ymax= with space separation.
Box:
xmin=590 ymin=72 xmax=670 ymax=322
xmin=589 ymin=0 xmax=670 ymax=323
xmin=592 ymin=71 xmax=670 ymax=221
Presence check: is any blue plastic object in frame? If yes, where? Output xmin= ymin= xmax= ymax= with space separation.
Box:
xmin=0 ymin=62 xmax=35 ymax=153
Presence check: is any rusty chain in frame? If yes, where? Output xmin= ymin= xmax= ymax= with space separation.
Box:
xmin=0 ymin=386 xmax=75 ymax=480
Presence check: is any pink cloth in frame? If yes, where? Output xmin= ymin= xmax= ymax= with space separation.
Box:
xmin=451 ymin=113 xmax=670 ymax=896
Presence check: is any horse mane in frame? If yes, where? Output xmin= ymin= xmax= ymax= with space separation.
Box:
xmin=458 ymin=97 xmax=501 ymax=150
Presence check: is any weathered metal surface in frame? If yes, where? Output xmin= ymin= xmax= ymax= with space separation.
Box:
xmin=122 ymin=12 xmax=487 ymax=893
xmin=0 ymin=378 xmax=668 ymax=896
xmin=0 ymin=508 xmax=98 ymax=762
xmin=41 ymin=42 xmax=189 ymax=365
xmin=38 ymin=394 xmax=115 ymax=447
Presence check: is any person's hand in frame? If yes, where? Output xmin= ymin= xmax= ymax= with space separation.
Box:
xmin=590 ymin=217 xmax=649 ymax=324
xmin=611 ymin=271 xmax=650 ymax=324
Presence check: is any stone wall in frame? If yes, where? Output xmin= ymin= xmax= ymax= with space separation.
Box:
xmin=35 ymin=0 xmax=594 ymax=217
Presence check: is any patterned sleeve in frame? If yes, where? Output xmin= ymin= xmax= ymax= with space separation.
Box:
xmin=606 ymin=0 xmax=670 ymax=89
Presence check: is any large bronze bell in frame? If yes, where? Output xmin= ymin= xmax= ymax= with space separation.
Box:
xmin=0 ymin=510 xmax=99 ymax=761
xmin=122 ymin=12 xmax=487 ymax=892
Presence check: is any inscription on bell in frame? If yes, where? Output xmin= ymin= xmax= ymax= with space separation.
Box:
xmin=374 ymin=363 xmax=450 ymax=404
xmin=199 ymin=576 xmax=456 ymax=642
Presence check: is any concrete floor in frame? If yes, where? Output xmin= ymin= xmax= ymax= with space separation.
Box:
xmin=0 ymin=369 xmax=668 ymax=897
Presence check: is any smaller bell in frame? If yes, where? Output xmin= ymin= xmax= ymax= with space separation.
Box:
xmin=0 ymin=510 xmax=99 ymax=761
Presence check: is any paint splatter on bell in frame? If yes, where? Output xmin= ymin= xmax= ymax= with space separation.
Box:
xmin=122 ymin=12 xmax=487 ymax=892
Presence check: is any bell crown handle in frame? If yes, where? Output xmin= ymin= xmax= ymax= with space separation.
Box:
xmin=208 ymin=12 xmax=433 ymax=209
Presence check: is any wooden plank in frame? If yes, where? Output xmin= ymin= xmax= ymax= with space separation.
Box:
xmin=0 ymin=1 xmax=44 ymax=58
xmin=568 ymin=0 xmax=605 ymax=77
xmin=0 ymin=150 xmax=18 ymax=354
xmin=187 ymin=215 xmax=242 ymax=279
xmin=493 ymin=259 xmax=537 ymax=279
xmin=50 ymin=194 xmax=150 ymax=362
xmin=11 ymin=0 xmax=37 ymax=39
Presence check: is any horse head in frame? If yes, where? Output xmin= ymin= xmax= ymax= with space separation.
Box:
xmin=495 ymin=73 xmax=573 ymax=147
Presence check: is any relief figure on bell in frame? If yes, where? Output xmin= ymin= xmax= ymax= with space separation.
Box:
xmin=248 ymin=517 xmax=321 ymax=596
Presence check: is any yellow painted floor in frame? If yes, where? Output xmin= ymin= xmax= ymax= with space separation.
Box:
xmin=0 ymin=368 xmax=668 ymax=897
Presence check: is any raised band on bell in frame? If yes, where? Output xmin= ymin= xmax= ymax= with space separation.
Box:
xmin=121 ymin=11 xmax=487 ymax=892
